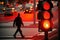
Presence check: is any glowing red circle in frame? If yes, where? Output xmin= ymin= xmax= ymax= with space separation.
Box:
xmin=43 ymin=2 xmax=50 ymax=10
xmin=43 ymin=11 xmax=50 ymax=19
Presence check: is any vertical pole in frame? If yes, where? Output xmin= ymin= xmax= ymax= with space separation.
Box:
xmin=58 ymin=1 xmax=60 ymax=40
xmin=34 ymin=0 xmax=36 ymax=24
xmin=45 ymin=31 xmax=48 ymax=40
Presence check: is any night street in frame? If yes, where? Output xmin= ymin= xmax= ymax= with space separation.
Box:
xmin=0 ymin=0 xmax=59 ymax=40
xmin=0 ymin=28 xmax=57 ymax=40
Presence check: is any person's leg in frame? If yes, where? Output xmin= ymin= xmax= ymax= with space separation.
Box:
xmin=38 ymin=21 xmax=40 ymax=32
xmin=19 ymin=28 xmax=24 ymax=38
xmin=13 ymin=29 xmax=18 ymax=38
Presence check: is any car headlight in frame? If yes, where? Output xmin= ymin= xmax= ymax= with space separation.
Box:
xmin=26 ymin=10 xmax=28 ymax=12
xmin=20 ymin=7 xmax=22 ymax=9
xmin=12 ymin=8 xmax=15 ymax=12
xmin=2 ymin=8 xmax=5 ymax=10
xmin=30 ymin=6 xmax=33 ymax=9
xmin=12 ymin=8 xmax=15 ymax=10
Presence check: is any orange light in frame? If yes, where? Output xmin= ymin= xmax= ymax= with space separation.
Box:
xmin=43 ymin=20 xmax=50 ymax=29
xmin=2 ymin=2 xmax=4 ymax=4
xmin=43 ymin=11 xmax=50 ymax=19
xmin=20 ymin=13 xmax=34 ymax=21
xmin=0 ymin=2 xmax=4 ymax=4
xmin=26 ymin=10 xmax=28 ymax=12
xmin=3 ymin=8 xmax=5 ymax=10
xmin=43 ymin=2 xmax=50 ymax=10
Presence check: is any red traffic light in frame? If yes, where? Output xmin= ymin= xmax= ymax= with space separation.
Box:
xmin=43 ymin=2 xmax=50 ymax=10
xmin=43 ymin=11 xmax=50 ymax=19
xmin=40 ymin=1 xmax=53 ymax=31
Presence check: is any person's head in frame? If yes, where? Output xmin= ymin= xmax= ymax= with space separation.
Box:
xmin=18 ymin=13 xmax=20 ymax=17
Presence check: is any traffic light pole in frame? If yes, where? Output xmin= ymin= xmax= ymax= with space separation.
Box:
xmin=58 ymin=1 xmax=60 ymax=40
xmin=34 ymin=0 xmax=36 ymax=24
xmin=45 ymin=31 xmax=48 ymax=40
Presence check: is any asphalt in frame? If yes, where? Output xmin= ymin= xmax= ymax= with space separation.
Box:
xmin=0 ymin=28 xmax=57 ymax=40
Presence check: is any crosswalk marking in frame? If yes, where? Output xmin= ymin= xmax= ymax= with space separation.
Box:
xmin=0 ymin=28 xmax=57 ymax=39
xmin=0 ymin=22 xmax=37 ymax=26
xmin=0 ymin=36 xmax=33 ymax=39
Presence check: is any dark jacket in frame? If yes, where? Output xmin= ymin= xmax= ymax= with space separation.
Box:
xmin=13 ymin=16 xmax=23 ymax=27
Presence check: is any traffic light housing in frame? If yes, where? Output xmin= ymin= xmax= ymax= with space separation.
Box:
xmin=37 ymin=1 xmax=43 ymax=10
xmin=40 ymin=1 xmax=53 ymax=31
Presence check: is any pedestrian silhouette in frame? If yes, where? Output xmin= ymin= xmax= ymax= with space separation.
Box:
xmin=13 ymin=13 xmax=24 ymax=38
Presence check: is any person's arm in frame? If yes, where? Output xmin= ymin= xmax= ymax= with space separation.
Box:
xmin=13 ymin=21 xmax=15 ymax=27
xmin=21 ymin=18 xmax=24 ymax=27
xmin=13 ymin=18 xmax=16 ymax=27
xmin=21 ymin=21 xmax=24 ymax=27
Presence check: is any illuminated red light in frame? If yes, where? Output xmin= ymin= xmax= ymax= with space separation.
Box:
xmin=43 ymin=20 xmax=50 ymax=29
xmin=43 ymin=2 xmax=50 ymax=10
xmin=43 ymin=11 xmax=50 ymax=19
